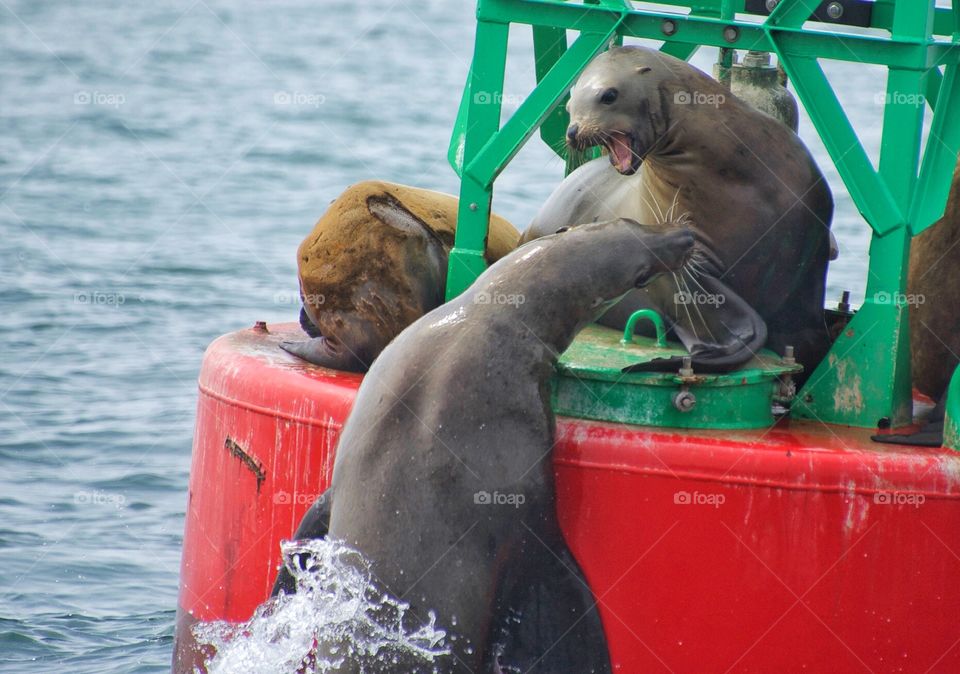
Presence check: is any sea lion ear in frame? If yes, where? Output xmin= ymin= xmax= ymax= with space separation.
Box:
xmin=555 ymin=226 xmax=571 ymax=234
xmin=637 ymin=66 xmax=652 ymax=74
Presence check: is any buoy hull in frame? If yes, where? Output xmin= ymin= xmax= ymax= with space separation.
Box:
xmin=175 ymin=324 xmax=960 ymax=672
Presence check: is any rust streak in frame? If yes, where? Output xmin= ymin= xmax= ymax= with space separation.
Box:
xmin=224 ymin=436 xmax=266 ymax=492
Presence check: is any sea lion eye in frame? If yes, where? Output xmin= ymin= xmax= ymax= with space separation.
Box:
xmin=599 ymin=87 xmax=619 ymax=105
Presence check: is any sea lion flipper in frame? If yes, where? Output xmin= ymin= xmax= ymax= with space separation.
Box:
xmin=279 ymin=337 xmax=367 ymax=372
xmin=871 ymin=396 xmax=946 ymax=447
xmin=494 ymin=543 xmax=611 ymax=674
xmin=270 ymin=489 xmax=333 ymax=596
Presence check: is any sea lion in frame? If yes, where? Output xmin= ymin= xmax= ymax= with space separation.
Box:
xmin=909 ymin=153 xmax=960 ymax=398
xmin=522 ymin=45 xmax=834 ymax=375
xmin=875 ymin=152 xmax=960 ymax=446
xmin=273 ymin=218 xmax=696 ymax=672
xmin=281 ymin=181 xmax=520 ymax=371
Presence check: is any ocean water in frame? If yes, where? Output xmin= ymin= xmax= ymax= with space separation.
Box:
xmin=1 ymin=1 xmax=895 ymax=671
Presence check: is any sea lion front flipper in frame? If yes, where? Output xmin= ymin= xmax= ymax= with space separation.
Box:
xmin=493 ymin=542 xmax=611 ymax=674
xmin=271 ymin=489 xmax=333 ymax=596
xmin=871 ymin=396 xmax=946 ymax=447
xmin=279 ymin=336 xmax=368 ymax=372
xmin=621 ymin=272 xmax=767 ymax=373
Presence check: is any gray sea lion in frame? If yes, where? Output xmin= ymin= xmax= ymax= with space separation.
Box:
xmin=273 ymin=218 xmax=696 ymax=672
xmin=281 ymin=181 xmax=520 ymax=372
xmin=522 ymin=45 xmax=834 ymax=375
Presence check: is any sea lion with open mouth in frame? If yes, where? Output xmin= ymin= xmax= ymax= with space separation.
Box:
xmin=522 ymin=45 xmax=834 ymax=375
xmin=273 ymin=218 xmax=695 ymax=673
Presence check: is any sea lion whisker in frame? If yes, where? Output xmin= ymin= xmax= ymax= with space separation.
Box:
xmin=681 ymin=274 xmax=718 ymax=344
xmin=674 ymin=272 xmax=700 ymax=343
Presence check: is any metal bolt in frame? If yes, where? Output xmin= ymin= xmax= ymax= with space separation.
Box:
xmin=673 ymin=389 xmax=697 ymax=413
xmin=838 ymin=290 xmax=851 ymax=313
xmin=679 ymin=356 xmax=694 ymax=378
xmin=469 ymin=202 xmax=478 ymax=211
xmin=783 ymin=345 xmax=795 ymax=365
xmin=661 ymin=19 xmax=677 ymax=37
xmin=722 ymin=25 xmax=739 ymax=43
xmin=765 ymin=0 xmax=779 ymax=11
xmin=826 ymin=2 xmax=843 ymax=20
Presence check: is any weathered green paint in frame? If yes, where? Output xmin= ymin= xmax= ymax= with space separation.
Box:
xmin=944 ymin=366 xmax=960 ymax=453
xmin=446 ymin=0 xmax=960 ymax=428
xmin=553 ymin=325 xmax=802 ymax=430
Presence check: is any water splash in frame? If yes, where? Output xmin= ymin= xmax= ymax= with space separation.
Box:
xmin=192 ymin=539 xmax=451 ymax=673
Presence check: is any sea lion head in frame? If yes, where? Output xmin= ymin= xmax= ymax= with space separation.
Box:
xmin=527 ymin=218 xmax=694 ymax=311
xmin=566 ymin=46 xmax=693 ymax=175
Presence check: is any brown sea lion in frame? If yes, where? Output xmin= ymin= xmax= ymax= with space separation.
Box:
xmin=282 ymin=181 xmax=519 ymax=371
xmin=522 ymin=45 xmax=834 ymax=375
xmin=909 ymin=154 xmax=960 ymax=398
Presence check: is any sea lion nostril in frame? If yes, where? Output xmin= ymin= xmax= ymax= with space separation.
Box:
xmin=566 ymin=124 xmax=579 ymax=142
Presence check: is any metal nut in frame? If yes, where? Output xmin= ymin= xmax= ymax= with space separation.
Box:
xmin=673 ymin=389 xmax=697 ymax=413
xmin=765 ymin=0 xmax=780 ymax=11
xmin=826 ymin=2 xmax=843 ymax=20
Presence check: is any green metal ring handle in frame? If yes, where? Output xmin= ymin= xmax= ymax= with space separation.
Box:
xmin=621 ymin=309 xmax=667 ymax=348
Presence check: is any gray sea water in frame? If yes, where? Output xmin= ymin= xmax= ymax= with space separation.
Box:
xmin=1 ymin=1 xmax=896 ymax=671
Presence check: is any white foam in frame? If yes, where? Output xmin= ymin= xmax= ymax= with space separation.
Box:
xmin=193 ymin=539 xmax=451 ymax=673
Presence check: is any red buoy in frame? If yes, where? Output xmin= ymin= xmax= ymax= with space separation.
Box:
xmin=175 ymin=323 xmax=960 ymax=672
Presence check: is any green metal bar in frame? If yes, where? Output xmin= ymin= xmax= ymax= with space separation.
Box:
xmin=911 ymin=64 xmax=960 ymax=235
xmin=768 ymin=55 xmax=904 ymax=235
xmin=766 ymin=0 xmax=819 ymax=28
xmin=464 ymin=28 xmax=619 ymax=187
xmin=532 ymin=25 xmax=571 ymax=160
xmin=793 ymin=0 xmax=934 ymax=428
xmin=944 ymin=364 xmax=960 ymax=452
xmin=477 ymin=0 xmax=959 ymax=68
xmin=446 ymin=19 xmax=509 ymax=300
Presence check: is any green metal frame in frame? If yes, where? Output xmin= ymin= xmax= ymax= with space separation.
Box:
xmin=446 ymin=0 xmax=960 ymax=429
